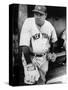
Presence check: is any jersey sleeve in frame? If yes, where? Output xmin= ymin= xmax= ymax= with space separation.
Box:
xmin=19 ymin=19 xmax=31 ymax=46
xmin=51 ymin=26 xmax=57 ymax=43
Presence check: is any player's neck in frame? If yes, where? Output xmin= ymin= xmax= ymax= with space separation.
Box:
xmin=35 ymin=19 xmax=45 ymax=27
xmin=36 ymin=22 xmax=45 ymax=31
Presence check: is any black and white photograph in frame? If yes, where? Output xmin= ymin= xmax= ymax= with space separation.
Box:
xmin=9 ymin=4 xmax=66 ymax=86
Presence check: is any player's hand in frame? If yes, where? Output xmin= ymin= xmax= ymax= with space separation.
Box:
xmin=47 ymin=53 xmax=56 ymax=62
xmin=51 ymin=53 xmax=56 ymax=62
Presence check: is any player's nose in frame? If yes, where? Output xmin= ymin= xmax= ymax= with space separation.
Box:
xmin=36 ymin=15 xmax=41 ymax=19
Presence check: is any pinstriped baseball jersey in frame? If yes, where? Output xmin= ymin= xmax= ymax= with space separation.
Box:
xmin=20 ymin=17 xmax=57 ymax=54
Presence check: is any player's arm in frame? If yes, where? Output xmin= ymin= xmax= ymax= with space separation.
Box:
xmin=50 ymin=41 xmax=57 ymax=53
xmin=47 ymin=26 xmax=58 ymax=62
xmin=19 ymin=19 xmax=32 ymax=64
xmin=21 ymin=46 xmax=32 ymax=64
xmin=19 ymin=19 xmax=40 ymax=84
xmin=50 ymin=25 xmax=58 ymax=53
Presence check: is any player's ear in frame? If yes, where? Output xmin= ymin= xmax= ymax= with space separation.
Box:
xmin=45 ymin=13 xmax=47 ymax=19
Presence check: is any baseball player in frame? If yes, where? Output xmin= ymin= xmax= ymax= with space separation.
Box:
xmin=61 ymin=30 xmax=66 ymax=50
xmin=19 ymin=5 xmax=57 ymax=85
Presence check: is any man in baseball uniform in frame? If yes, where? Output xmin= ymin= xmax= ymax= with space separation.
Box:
xmin=61 ymin=30 xmax=66 ymax=50
xmin=19 ymin=5 xmax=57 ymax=85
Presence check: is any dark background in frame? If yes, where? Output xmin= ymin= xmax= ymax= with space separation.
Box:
xmin=27 ymin=5 xmax=66 ymax=18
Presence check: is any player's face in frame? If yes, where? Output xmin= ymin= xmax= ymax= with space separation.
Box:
xmin=34 ymin=12 xmax=47 ymax=26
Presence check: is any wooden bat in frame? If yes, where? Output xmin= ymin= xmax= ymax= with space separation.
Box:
xmin=56 ymin=51 xmax=66 ymax=58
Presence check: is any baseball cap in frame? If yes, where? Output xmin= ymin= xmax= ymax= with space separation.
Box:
xmin=32 ymin=5 xmax=47 ymax=15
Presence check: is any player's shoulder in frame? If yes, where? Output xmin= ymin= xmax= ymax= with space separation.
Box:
xmin=45 ymin=20 xmax=55 ymax=30
xmin=24 ymin=17 xmax=35 ymax=23
xmin=45 ymin=20 xmax=53 ymax=27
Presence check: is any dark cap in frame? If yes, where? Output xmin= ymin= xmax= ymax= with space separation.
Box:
xmin=32 ymin=5 xmax=47 ymax=14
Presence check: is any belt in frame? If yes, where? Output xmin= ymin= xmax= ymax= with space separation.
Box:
xmin=31 ymin=51 xmax=49 ymax=57
xmin=35 ymin=54 xmax=45 ymax=57
xmin=34 ymin=52 xmax=48 ymax=57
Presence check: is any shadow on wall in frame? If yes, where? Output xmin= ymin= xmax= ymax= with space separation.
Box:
xmin=47 ymin=17 xmax=66 ymax=37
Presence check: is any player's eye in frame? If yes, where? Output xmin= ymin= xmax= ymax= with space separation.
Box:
xmin=35 ymin=12 xmax=44 ymax=16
